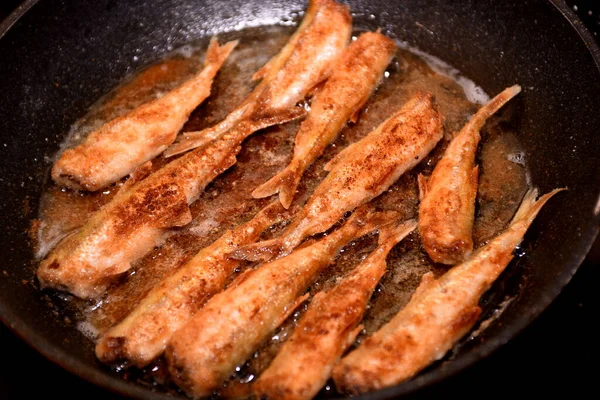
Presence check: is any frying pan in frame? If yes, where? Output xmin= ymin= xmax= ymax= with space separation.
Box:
xmin=0 ymin=0 xmax=599 ymax=398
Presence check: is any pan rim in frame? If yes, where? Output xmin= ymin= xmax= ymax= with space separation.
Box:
xmin=0 ymin=0 xmax=598 ymax=399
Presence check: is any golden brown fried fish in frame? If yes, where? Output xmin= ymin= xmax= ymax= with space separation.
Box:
xmin=52 ymin=38 xmax=237 ymax=191
xmin=333 ymin=188 xmax=563 ymax=394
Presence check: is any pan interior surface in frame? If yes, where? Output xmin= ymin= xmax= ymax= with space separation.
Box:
xmin=0 ymin=0 xmax=598 ymax=399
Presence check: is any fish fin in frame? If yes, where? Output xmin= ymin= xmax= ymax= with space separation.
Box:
xmin=229 ymin=237 xmax=283 ymax=262
xmin=115 ymin=161 xmax=153 ymax=197
xmin=204 ymin=37 xmax=239 ymax=67
xmin=412 ymin=272 xmax=436 ymax=299
xmin=344 ymin=206 xmax=402 ymax=240
xmin=131 ymin=160 xmax=154 ymax=182
xmin=219 ymin=107 xmax=305 ymax=146
xmin=377 ymin=219 xmax=417 ymax=247
xmin=348 ymin=107 xmax=363 ymax=125
xmin=105 ymin=260 xmax=133 ymax=277
xmin=250 ymin=43 xmax=300 ymax=82
xmin=35 ymin=228 xmax=79 ymax=260
xmin=306 ymin=77 xmax=329 ymax=98
xmin=348 ymin=95 xmax=370 ymax=124
xmin=309 ymin=288 xmax=327 ymax=303
xmin=231 ymin=198 xmax=304 ymax=262
xmin=158 ymin=204 xmax=192 ymax=228
xmin=215 ymin=201 xmax=289 ymax=254
xmin=203 ymin=36 xmax=219 ymax=64
xmin=417 ymin=173 xmax=429 ymax=200
xmin=509 ymin=187 xmax=566 ymax=227
xmin=342 ymin=324 xmax=364 ymax=352
xmin=274 ymin=293 xmax=309 ymax=327
xmin=150 ymin=183 xmax=193 ymax=228
xmin=249 ymin=30 xmax=299 ymax=81
xmin=323 ymin=153 xmax=341 ymax=172
xmin=251 ymin=62 xmax=271 ymax=82
xmin=251 ymin=163 xmax=303 ymax=209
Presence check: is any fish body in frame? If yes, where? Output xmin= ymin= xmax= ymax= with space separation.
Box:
xmin=333 ymin=188 xmax=563 ymax=394
xmin=234 ymin=92 xmax=443 ymax=262
xmin=165 ymin=208 xmax=398 ymax=398
xmin=37 ymin=136 xmax=241 ymax=299
xmin=252 ymin=31 xmax=397 ymax=209
xmin=95 ymin=202 xmax=288 ymax=367
xmin=165 ymin=0 xmax=352 ymax=156
xmin=418 ymin=85 xmax=521 ymax=264
xmin=254 ymin=219 xmax=416 ymax=400
xmin=52 ymin=38 xmax=237 ymax=191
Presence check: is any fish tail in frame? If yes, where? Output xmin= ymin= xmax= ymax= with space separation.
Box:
xmin=165 ymin=106 xmax=305 ymax=158
xmin=164 ymin=103 xmax=251 ymax=158
xmin=249 ymin=106 xmax=307 ymax=133
xmin=468 ymin=85 xmax=522 ymax=133
xmin=164 ymin=122 xmax=248 ymax=158
xmin=229 ymin=237 xmax=285 ymax=262
xmin=163 ymin=138 xmax=204 ymax=157
xmin=234 ymin=200 xmax=298 ymax=247
xmin=232 ymin=207 xmax=403 ymax=262
xmin=251 ymin=163 xmax=303 ymax=209
xmin=510 ymin=187 xmax=566 ymax=228
xmin=204 ymin=37 xmax=239 ymax=67
xmin=345 ymin=219 xmax=416 ymax=286
xmin=231 ymin=203 xmax=304 ymax=262
xmin=343 ymin=206 xmax=403 ymax=240
xmin=377 ymin=218 xmax=417 ymax=248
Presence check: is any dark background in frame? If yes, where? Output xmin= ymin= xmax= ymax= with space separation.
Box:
xmin=0 ymin=0 xmax=598 ymax=398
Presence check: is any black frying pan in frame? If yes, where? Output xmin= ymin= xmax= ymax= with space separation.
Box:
xmin=1 ymin=0 xmax=599 ymax=399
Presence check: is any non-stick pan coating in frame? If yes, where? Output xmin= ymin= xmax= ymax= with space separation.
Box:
xmin=0 ymin=0 xmax=599 ymax=398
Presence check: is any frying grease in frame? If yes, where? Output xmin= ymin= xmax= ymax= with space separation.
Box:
xmin=34 ymin=25 xmax=528 ymax=397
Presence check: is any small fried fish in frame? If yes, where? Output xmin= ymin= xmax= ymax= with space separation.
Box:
xmin=418 ymin=85 xmax=521 ymax=264
xmin=52 ymin=38 xmax=237 ymax=191
xmin=333 ymin=188 xmax=563 ymax=395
